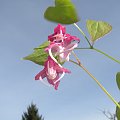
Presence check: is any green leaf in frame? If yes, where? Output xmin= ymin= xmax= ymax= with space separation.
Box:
xmin=23 ymin=41 xmax=49 ymax=66
xmin=116 ymin=72 xmax=120 ymax=90
xmin=44 ymin=0 xmax=79 ymax=24
xmin=34 ymin=41 xmax=49 ymax=50
xmin=86 ymin=20 xmax=112 ymax=43
xmin=55 ymin=0 xmax=73 ymax=6
xmin=116 ymin=102 xmax=120 ymax=120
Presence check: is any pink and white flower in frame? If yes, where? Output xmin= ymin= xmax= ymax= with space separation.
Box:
xmin=48 ymin=24 xmax=66 ymax=43
xmin=46 ymin=24 xmax=80 ymax=62
xmin=45 ymin=42 xmax=78 ymax=62
xmin=35 ymin=56 xmax=70 ymax=90
xmin=35 ymin=24 xmax=80 ymax=90
xmin=48 ymin=24 xmax=80 ymax=45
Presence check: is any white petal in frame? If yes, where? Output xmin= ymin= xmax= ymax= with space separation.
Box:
xmin=49 ymin=48 xmax=63 ymax=68
xmin=54 ymin=72 xmax=65 ymax=84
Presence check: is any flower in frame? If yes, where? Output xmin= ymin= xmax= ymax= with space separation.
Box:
xmin=35 ymin=24 xmax=79 ymax=90
xmin=48 ymin=24 xmax=66 ymax=43
xmin=48 ymin=24 xmax=80 ymax=44
xmin=46 ymin=24 xmax=80 ymax=62
xmin=35 ymin=56 xmax=70 ymax=90
xmin=45 ymin=42 xmax=78 ymax=63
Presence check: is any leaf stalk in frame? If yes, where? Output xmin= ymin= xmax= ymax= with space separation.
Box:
xmin=70 ymin=57 xmax=120 ymax=109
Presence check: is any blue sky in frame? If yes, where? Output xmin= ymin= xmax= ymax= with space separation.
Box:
xmin=0 ymin=0 xmax=120 ymax=120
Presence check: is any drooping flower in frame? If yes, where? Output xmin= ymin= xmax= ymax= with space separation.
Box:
xmin=46 ymin=24 xmax=80 ymax=62
xmin=45 ymin=42 xmax=78 ymax=63
xmin=35 ymin=24 xmax=79 ymax=90
xmin=48 ymin=24 xmax=66 ymax=43
xmin=35 ymin=56 xmax=70 ymax=90
xmin=48 ymin=24 xmax=80 ymax=45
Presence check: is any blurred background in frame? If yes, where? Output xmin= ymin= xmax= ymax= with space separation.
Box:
xmin=0 ymin=0 xmax=120 ymax=120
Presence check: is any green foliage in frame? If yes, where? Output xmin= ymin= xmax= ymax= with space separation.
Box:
xmin=22 ymin=103 xmax=44 ymax=120
xmin=116 ymin=72 xmax=120 ymax=90
xmin=116 ymin=102 xmax=120 ymax=120
xmin=116 ymin=73 xmax=120 ymax=120
xmin=23 ymin=41 xmax=49 ymax=66
xmin=44 ymin=0 xmax=79 ymax=24
xmin=55 ymin=0 xmax=73 ymax=6
xmin=86 ymin=20 xmax=112 ymax=43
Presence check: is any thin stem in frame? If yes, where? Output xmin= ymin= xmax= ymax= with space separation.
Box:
xmin=70 ymin=59 xmax=120 ymax=109
xmin=75 ymin=47 xmax=120 ymax=64
xmin=73 ymin=23 xmax=120 ymax=64
xmin=72 ymin=51 xmax=80 ymax=64
xmin=75 ymin=47 xmax=90 ymax=50
xmin=80 ymin=64 xmax=120 ymax=109
xmin=93 ymin=48 xmax=120 ymax=64
xmin=73 ymin=23 xmax=92 ymax=48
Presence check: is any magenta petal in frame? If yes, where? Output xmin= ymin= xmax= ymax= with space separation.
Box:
xmin=48 ymin=24 xmax=80 ymax=46
xmin=35 ymin=55 xmax=71 ymax=90
xmin=35 ymin=69 xmax=46 ymax=80
xmin=47 ymin=74 xmax=60 ymax=89
xmin=48 ymin=24 xmax=66 ymax=42
xmin=54 ymin=81 xmax=60 ymax=90
xmin=65 ymin=43 xmax=78 ymax=50
xmin=55 ymin=64 xmax=71 ymax=73
xmin=54 ymin=24 xmax=66 ymax=34
xmin=47 ymin=76 xmax=60 ymax=90
xmin=64 ymin=34 xmax=80 ymax=46
xmin=47 ymin=78 xmax=54 ymax=85
xmin=48 ymin=33 xmax=55 ymax=42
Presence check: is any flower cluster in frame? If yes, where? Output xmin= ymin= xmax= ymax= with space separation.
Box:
xmin=35 ymin=24 xmax=80 ymax=90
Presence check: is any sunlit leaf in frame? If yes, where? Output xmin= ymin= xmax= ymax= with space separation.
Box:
xmin=86 ymin=20 xmax=112 ymax=43
xmin=23 ymin=41 xmax=49 ymax=66
xmin=44 ymin=0 xmax=79 ymax=24
xmin=34 ymin=41 xmax=49 ymax=50
xmin=116 ymin=102 xmax=120 ymax=120
xmin=116 ymin=72 xmax=120 ymax=90
xmin=55 ymin=0 xmax=72 ymax=6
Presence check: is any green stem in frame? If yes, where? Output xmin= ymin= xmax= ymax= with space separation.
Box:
xmin=73 ymin=23 xmax=120 ymax=64
xmin=70 ymin=59 xmax=120 ymax=109
xmin=75 ymin=47 xmax=120 ymax=64
xmin=93 ymin=48 xmax=120 ymax=64
xmin=75 ymin=47 xmax=90 ymax=50
xmin=73 ymin=23 xmax=92 ymax=48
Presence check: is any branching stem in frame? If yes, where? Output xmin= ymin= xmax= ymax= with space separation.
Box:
xmin=73 ymin=23 xmax=92 ymax=48
xmin=73 ymin=23 xmax=120 ymax=64
xmin=70 ymin=52 xmax=120 ymax=109
xmin=75 ymin=47 xmax=120 ymax=64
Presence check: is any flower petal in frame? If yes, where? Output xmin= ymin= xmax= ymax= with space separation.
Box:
xmin=58 ymin=43 xmax=78 ymax=62
xmin=35 ymin=69 xmax=53 ymax=87
xmin=35 ymin=69 xmax=46 ymax=80
xmin=65 ymin=43 xmax=78 ymax=51
xmin=48 ymin=24 xmax=66 ymax=42
xmin=64 ymin=34 xmax=80 ymax=46
xmin=54 ymin=72 xmax=65 ymax=84
xmin=48 ymin=46 xmax=63 ymax=68
xmin=54 ymin=81 xmax=60 ymax=90
xmin=54 ymin=24 xmax=66 ymax=34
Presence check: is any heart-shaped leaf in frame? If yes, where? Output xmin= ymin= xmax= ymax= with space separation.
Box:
xmin=116 ymin=72 xmax=120 ymax=90
xmin=55 ymin=0 xmax=72 ymax=6
xmin=44 ymin=0 xmax=79 ymax=24
xmin=23 ymin=41 xmax=49 ymax=66
xmin=86 ymin=20 xmax=112 ymax=43
xmin=116 ymin=102 xmax=120 ymax=120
